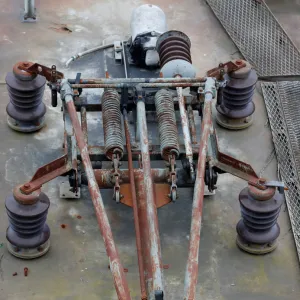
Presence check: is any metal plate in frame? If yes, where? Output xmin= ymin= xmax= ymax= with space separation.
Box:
xmin=206 ymin=0 xmax=300 ymax=76
xmin=262 ymin=81 xmax=300 ymax=260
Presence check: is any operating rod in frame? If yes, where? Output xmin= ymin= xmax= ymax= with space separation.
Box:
xmin=123 ymin=109 xmax=147 ymax=300
xmin=62 ymin=82 xmax=131 ymax=300
xmin=176 ymin=75 xmax=195 ymax=180
xmin=68 ymin=77 xmax=207 ymax=84
xmin=137 ymin=97 xmax=164 ymax=296
xmin=71 ymin=82 xmax=205 ymax=89
xmin=184 ymin=77 xmax=215 ymax=299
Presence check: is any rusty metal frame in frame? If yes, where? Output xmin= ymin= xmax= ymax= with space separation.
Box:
xmin=14 ymin=60 xmax=284 ymax=299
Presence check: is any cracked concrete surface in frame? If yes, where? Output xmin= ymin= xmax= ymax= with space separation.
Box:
xmin=0 ymin=0 xmax=300 ymax=299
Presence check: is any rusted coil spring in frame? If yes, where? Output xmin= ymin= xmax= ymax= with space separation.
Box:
xmin=102 ymin=89 xmax=124 ymax=160
xmin=155 ymin=89 xmax=180 ymax=160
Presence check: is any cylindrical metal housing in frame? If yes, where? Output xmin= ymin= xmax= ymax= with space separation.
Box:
xmin=6 ymin=62 xmax=46 ymax=132
xmin=6 ymin=189 xmax=50 ymax=259
xmin=216 ymin=60 xmax=258 ymax=130
xmin=155 ymin=89 xmax=180 ymax=160
xmin=236 ymin=185 xmax=283 ymax=254
xmin=101 ymin=89 xmax=124 ymax=160
xmin=130 ymin=4 xmax=167 ymax=42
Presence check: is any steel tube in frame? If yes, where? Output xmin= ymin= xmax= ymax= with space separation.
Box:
xmin=24 ymin=0 xmax=35 ymax=18
xmin=184 ymin=78 xmax=215 ymax=300
xmin=137 ymin=99 xmax=164 ymax=295
xmin=71 ymin=82 xmax=205 ymax=89
xmin=80 ymin=107 xmax=88 ymax=144
xmin=123 ymin=110 xmax=147 ymax=299
xmin=64 ymin=93 xmax=131 ymax=299
xmin=176 ymin=79 xmax=195 ymax=179
xmin=68 ymin=77 xmax=206 ymax=84
xmin=187 ymin=105 xmax=197 ymax=144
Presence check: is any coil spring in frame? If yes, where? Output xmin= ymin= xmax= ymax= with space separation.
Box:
xmin=102 ymin=89 xmax=124 ymax=160
xmin=155 ymin=89 xmax=179 ymax=160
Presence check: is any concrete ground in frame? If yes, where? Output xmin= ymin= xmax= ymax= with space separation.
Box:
xmin=0 ymin=0 xmax=300 ymax=299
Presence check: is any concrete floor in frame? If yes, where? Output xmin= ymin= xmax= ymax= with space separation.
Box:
xmin=0 ymin=0 xmax=300 ymax=299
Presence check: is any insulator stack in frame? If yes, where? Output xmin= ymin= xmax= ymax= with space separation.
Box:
xmin=155 ymin=89 xmax=180 ymax=160
xmin=156 ymin=30 xmax=192 ymax=67
xmin=236 ymin=184 xmax=283 ymax=255
xmin=216 ymin=60 xmax=258 ymax=130
xmin=156 ymin=30 xmax=196 ymax=78
xmin=6 ymin=186 xmax=50 ymax=259
xmin=5 ymin=62 xmax=46 ymax=132
xmin=102 ymin=89 xmax=124 ymax=160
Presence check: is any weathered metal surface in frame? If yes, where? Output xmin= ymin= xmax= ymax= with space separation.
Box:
xmin=68 ymin=77 xmax=206 ymax=84
xmin=187 ymin=105 xmax=197 ymax=144
xmin=20 ymin=155 xmax=72 ymax=194
xmin=120 ymin=183 xmax=171 ymax=208
xmin=154 ymin=89 xmax=179 ymax=160
xmin=137 ymin=99 xmax=164 ymax=296
xmin=102 ymin=89 xmax=124 ymax=160
xmin=184 ymin=78 xmax=214 ymax=300
xmin=80 ymin=106 xmax=88 ymax=144
xmin=177 ymin=82 xmax=195 ymax=180
xmin=71 ymin=82 xmax=204 ymax=89
xmin=64 ymin=90 xmax=131 ymax=299
xmin=123 ymin=110 xmax=147 ymax=299
xmin=206 ymin=60 xmax=246 ymax=80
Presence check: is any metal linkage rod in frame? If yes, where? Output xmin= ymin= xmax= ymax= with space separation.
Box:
xmin=123 ymin=109 xmax=147 ymax=300
xmin=137 ymin=97 xmax=164 ymax=296
xmin=71 ymin=82 xmax=205 ymax=89
xmin=68 ymin=77 xmax=206 ymax=84
xmin=61 ymin=81 xmax=131 ymax=300
xmin=184 ymin=77 xmax=215 ymax=300
xmin=176 ymin=77 xmax=195 ymax=180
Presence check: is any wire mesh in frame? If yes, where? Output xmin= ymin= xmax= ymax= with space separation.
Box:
xmin=206 ymin=0 xmax=300 ymax=76
xmin=262 ymin=82 xmax=300 ymax=259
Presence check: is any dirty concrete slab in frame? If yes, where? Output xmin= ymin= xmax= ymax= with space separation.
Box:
xmin=0 ymin=0 xmax=299 ymax=299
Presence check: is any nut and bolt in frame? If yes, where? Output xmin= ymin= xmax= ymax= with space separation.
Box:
xmin=23 ymin=183 xmax=31 ymax=189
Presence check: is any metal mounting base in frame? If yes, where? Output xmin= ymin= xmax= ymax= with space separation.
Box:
xmin=216 ymin=113 xmax=253 ymax=130
xmin=7 ymin=240 xmax=50 ymax=259
xmin=7 ymin=116 xmax=45 ymax=133
xmin=59 ymin=181 xmax=81 ymax=199
xmin=236 ymin=235 xmax=277 ymax=255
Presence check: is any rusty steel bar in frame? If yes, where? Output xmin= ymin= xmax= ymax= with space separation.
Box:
xmin=68 ymin=77 xmax=207 ymax=84
xmin=80 ymin=106 xmax=88 ymax=144
xmin=62 ymin=82 xmax=131 ymax=300
xmin=123 ymin=109 xmax=147 ymax=299
xmin=176 ymin=77 xmax=195 ymax=180
xmin=137 ymin=98 xmax=164 ymax=296
xmin=187 ymin=105 xmax=197 ymax=144
xmin=71 ymin=82 xmax=205 ymax=89
xmin=184 ymin=77 xmax=215 ymax=300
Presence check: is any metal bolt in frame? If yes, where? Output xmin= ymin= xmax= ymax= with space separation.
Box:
xmin=24 ymin=267 xmax=28 ymax=277
xmin=23 ymin=183 xmax=31 ymax=189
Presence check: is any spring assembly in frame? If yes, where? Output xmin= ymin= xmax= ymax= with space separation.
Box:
xmin=155 ymin=89 xmax=180 ymax=160
xmin=156 ymin=30 xmax=192 ymax=67
xmin=216 ymin=60 xmax=258 ymax=130
xmin=6 ymin=187 xmax=50 ymax=259
xmin=5 ymin=62 xmax=46 ymax=132
xmin=236 ymin=184 xmax=283 ymax=255
xmin=102 ymin=89 xmax=124 ymax=160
